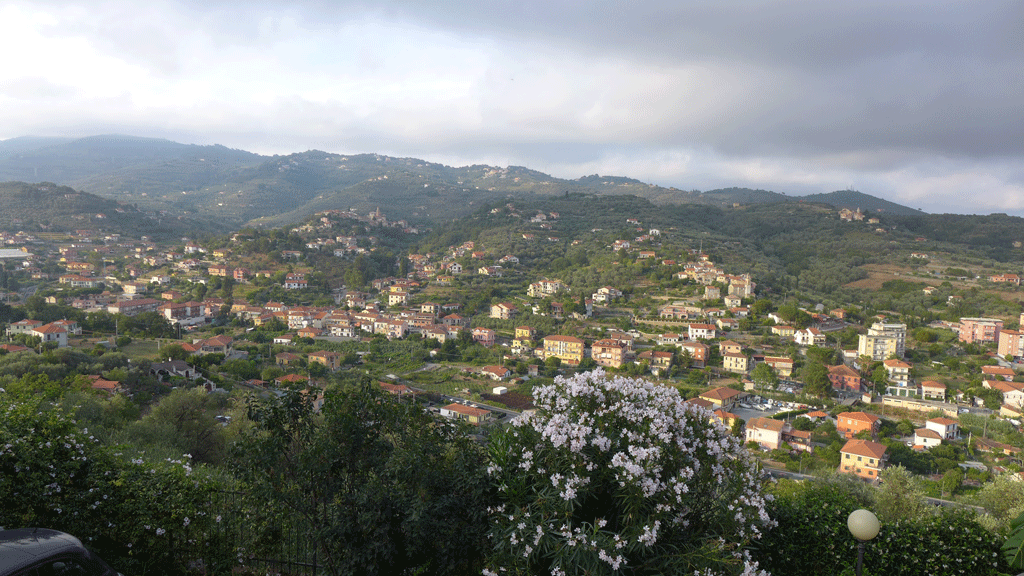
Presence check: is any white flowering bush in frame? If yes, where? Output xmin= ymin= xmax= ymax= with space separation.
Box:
xmin=484 ymin=370 xmax=773 ymax=576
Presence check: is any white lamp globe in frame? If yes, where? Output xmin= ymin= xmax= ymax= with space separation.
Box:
xmin=847 ymin=509 xmax=880 ymax=541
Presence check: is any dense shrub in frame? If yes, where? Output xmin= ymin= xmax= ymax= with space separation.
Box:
xmin=0 ymin=396 xmax=230 ymax=575
xmin=756 ymin=475 xmax=1008 ymax=575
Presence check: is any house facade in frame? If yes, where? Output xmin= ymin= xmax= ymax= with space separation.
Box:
xmin=840 ymin=439 xmax=887 ymax=480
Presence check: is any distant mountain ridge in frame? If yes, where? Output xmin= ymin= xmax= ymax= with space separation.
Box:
xmin=0 ymin=134 xmax=926 ymax=228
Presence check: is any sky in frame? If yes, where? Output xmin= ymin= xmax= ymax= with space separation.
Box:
xmin=1 ymin=0 xmax=1022 ymax=216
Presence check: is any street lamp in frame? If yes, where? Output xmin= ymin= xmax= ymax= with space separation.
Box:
xmin=847 ymin=509 xmax=880 ymax=576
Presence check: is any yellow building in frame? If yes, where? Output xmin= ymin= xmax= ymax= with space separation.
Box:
xmin=543 ymin=335 xmax=584 ymax=366
xmin=723 ymin=352 xmax=749 ymax=374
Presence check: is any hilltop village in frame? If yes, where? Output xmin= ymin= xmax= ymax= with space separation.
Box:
xmin=2 ymin=198 xmax=1024 ymax=501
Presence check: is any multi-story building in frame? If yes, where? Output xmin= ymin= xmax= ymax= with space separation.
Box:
xmin=543 ymin=335 xmax=584 ymax=366
xmin=722 ymin=352 xmax=749 ymax=373
xmin=836 ymin=411 xmax=881 ymax=439
xmin=883 ymin=359 xmax=913 ymax=397
xmin=688 ymin=323 xmax=717 ymax=341
xmin=591 ymin=339 xmax=625 ymax=369
xmin=840 ymin=439 xmax=887 ymax=480
xmin=998 ymin=329 xmax=1024 ymax=360
xmin=857 ymin=322 xmax=907 ymax=361
xmin=827 ymin=364 xmax=863 ymax=393
xmin=678 ymin=341 xmax=709 ymax=367
xmin=958 ymin=317 xmax=1003 ymax=344
xmin=794 ymin=327 xmax=826 ymax=347
xmin=309 ymin=350 xmax=341 ymax=372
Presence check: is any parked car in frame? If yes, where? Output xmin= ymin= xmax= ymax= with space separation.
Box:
xmin=0 ymin=528 xmax=121 ymax=576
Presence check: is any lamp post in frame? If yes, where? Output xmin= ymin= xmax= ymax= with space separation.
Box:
xmin=847 ymin=509 xmax=880 ymax=576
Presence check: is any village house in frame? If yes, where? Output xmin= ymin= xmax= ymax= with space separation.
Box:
xmin=723 ymin=352 xmax=749 ymax=374
xmin=919 ymin=380 xmax=947 ymax=401
xmin=472 ymin=327 xmax=496 ymax=347
xmin=284 ymin=273 xmax=308 ymax=289
xmin=688 ymin=323 xmax=716 ymax=341
xmin=490 ymin=302 xmax=517 ymax=320
xmin=981 ymin=365 xmax=1015 ymax=381
xmin=883 ymin=359 xmax=914 ymax=396
xmin=770 ymin=325 xmax=796 ymax=338
xmin=827 ymin=364 xmax=864 ymax=393
xmin=991 ymin=273 xmax=1021 ymax=285
xmin=592 ymin=339 xmax=626 ymax=369
xmin=481 ymin=365 xmax=511 ymax=381
xmin=794 ymin=327 xmax=826 ymax=347
xmin=746 ymin=417 xmax=813 ymax=452
xmin=309 ymin=350 xmax=341 ymax=372
xmin=32 ymin=323 xmax=68 ymax=348
xmin=699 ymin=386 xmax=744 ymax=410
xmin=763 ymin=356 xmax=794 ymax=378
xmin=679 ymin=341 xmax=709 ymax=367
xmin=439 ymin=403 xmax=491 ymax=425
xmin=840 ymin=439 xmax=887 ymax=480
xmin=836 ymin=411 xmax=881 ymax=439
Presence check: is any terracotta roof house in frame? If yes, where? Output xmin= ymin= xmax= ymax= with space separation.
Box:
xmin=913 ymin=427 xmax=943 ymax=448
xmin=276 ymin=373 xmax=310 ymax=385
xmin=920 ymin=380 xmax=947 ymax=401
xmin=481 ymin=365 xmax=511 ymax=380
xmin=925 ymin=417 xmax=959 ymax=440
xmin=309 ymin=350 xmax=341 ymax=371
xmin=981 ymin=365 xmax=1015 ymax=381
xmin=439 ymin=403 xmax=491 ymax=425
xmin=828 ymin=364 xmax=863 ymax=393
xmin=836 ymin=411 xmax=881 ymax=439
xmin=840 ymin=439 xmax=887 ymax=480
xmin=746 ymin=417 xmax=786 ymax=450
xmin=699 ymin=386 xmax=744 ymax=409
xmin=379 ymin=381 xmax=412 ymax=396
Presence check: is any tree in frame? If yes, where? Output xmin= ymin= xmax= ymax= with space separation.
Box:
xmin=941 ymin=467 xmax=964 ymax=498
xmin=871 ymin=364 xmax=890 ymax=394
xmin=127 ymin=388 xmax=226 ymax=465
xmin=485 ymin=370 xmax=772 ymax=575
xmin=233 ymin=381 xmax=490 ymax=576
xmin=801 ymin=360 xmax=831 ymax=398
xmin=752 ymin=362 xmax=778 ymax=390
xmin=875 ymin=465 xmax=929 ymax=523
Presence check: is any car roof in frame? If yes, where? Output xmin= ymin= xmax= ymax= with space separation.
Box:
xmin=0 ymin=528 xmax=90 ymax=575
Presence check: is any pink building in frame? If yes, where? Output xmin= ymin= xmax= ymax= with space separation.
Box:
xmin=959 ymin=317 xmax=1003 ymax=344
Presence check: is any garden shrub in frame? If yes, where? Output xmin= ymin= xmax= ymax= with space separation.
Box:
xmin=484 ymin=369 xmax=773 ymax=575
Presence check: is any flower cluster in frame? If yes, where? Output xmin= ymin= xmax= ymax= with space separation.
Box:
xmin=485 ymin=370 xmax=773 ymax=575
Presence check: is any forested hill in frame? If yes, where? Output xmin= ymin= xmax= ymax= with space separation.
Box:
xmin=0 ymin=181 xmax=207 ymax=239
xmin=802 ymin=189 xmax=926 ymax=216
xmin=0 ymin=135 xmax=924 ymax=230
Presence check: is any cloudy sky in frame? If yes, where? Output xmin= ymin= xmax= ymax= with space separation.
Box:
xmin=1 ymin=0 xmax=1022 ymax=215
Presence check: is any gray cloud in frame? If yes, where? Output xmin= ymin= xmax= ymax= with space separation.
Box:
xmin=1 ymin=0 xmax=1023 ymax=215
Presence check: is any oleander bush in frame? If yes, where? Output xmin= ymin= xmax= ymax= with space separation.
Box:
xmin=484 ymin=369 xmax=774 ymax=576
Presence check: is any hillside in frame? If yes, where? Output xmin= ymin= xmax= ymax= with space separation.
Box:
xmin=802 ymin=189 xmax=926 ymax=216
xmin=0 ymin=181 xmax=212 ymax=239
xmin=0 ymin=135 xmax=926 ymax=230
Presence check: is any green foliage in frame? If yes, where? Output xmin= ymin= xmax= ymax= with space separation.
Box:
xmin=0 ymin=395 xmax=230 ymax=575
xmin=125 ymin=388 xmax=228 ymax=465
xmin=758 ymin=476 xmax=1007 ymax=576
xmin=875 ymin=466 xmax=929 ymax=523
xmin=232 ymin=380 xmax=490 ymax=576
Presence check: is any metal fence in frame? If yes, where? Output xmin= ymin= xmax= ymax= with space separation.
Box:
xmin=177 ymin=490 xmax=323 ymax=576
